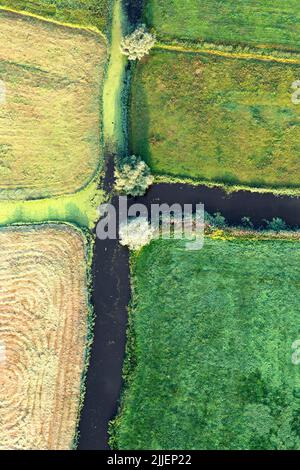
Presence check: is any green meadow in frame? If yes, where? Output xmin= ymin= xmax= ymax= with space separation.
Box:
xmin=112 ymin=236 xmax=300 ymax=450
xmin=130 ymin=50 xmax=300 ymax=191
xmin=144 ymin=0 xmax=300 ymax=51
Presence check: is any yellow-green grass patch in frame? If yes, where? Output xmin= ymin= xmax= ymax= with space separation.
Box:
xmin=0 ymin=10 xmax=106 ymax=200
xmin=0 ymin=179 xmax=104 ymax=229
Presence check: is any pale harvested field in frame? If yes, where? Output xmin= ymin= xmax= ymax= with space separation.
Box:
xmin=0 ymin=224 xmax=89 ymax=450
xmin=0 ymin=10 xmax=106 ymax=199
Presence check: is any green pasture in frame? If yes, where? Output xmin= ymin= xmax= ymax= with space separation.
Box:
xmin=144 ymin=0 xmax=300 ymax=51
xmin=112 ymin=236 xmax=300 ymax=449
xmin=130 ymin=50 xmax=300 ymax=191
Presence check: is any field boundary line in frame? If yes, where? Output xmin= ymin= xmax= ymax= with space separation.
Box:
xmin=208 ymin=229 xmax=300 ymax=241
xmin=0 ymin=5 xmax=107 ymax=43
xmin=0 ymin=222 xmax=91 ymax=449
xmin=155 ymin=43 xmax=300 ymax=65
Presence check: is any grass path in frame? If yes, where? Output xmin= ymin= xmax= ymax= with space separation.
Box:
xmin=0 ymin=0 xmax=109 ymax=36
xmin=156 ymin=43 xmax=300 ymax=65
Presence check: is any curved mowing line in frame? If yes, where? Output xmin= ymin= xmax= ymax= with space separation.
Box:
xmin=0 ymin=5 xmax=107 ymax=42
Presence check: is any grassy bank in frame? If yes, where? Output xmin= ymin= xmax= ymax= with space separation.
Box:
xmin=0 ymin=179 xmax=104 ymax=229
xmin=103 ymin=0 xmax=127 ymax=153
xmin=130 ymin=49 xmax=300 ymax=193
xmin=0 ymin=6 xmax=108 ymax=227
xmin=144 ymin=0 xmax=300 ymax=52
xmin=112 ymin=235 xmax=300 ymax=450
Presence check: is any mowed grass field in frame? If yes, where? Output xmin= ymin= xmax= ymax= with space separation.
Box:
xmin=144 ymin=0 xmax=300 ymax=51
xmin=0 ymin=0 xmax=112 ymax=32
xmin=0 ymin=10 xmax=106 ymax=199
xmin=113 ymin=237 xmax=300 ymax=450
xmin=130 ymin=50 xmax=300 ymax=190
xmin=0 ymin=224 xmax=89 ymax=450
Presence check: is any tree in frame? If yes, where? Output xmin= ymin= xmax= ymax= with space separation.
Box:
xmin=115 ymin=155 xmax=154 ymax=196
xmin=205 ymin=211 xmax=227 ymax=228
xmin=264 ymin=217 xmax=287 ymax=232
xmin=120 ymin=25 xmax=155 ymax=60
xmin=119 ymin=217 xmax=155 ymax=250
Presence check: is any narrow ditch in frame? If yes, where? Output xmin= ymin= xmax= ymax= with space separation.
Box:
xmin=78 ymin=214 xmax=130 ymax=450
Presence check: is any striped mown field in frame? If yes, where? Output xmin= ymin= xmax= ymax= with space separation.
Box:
xmin=0 ymin=224 xmax=89 ymax=450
